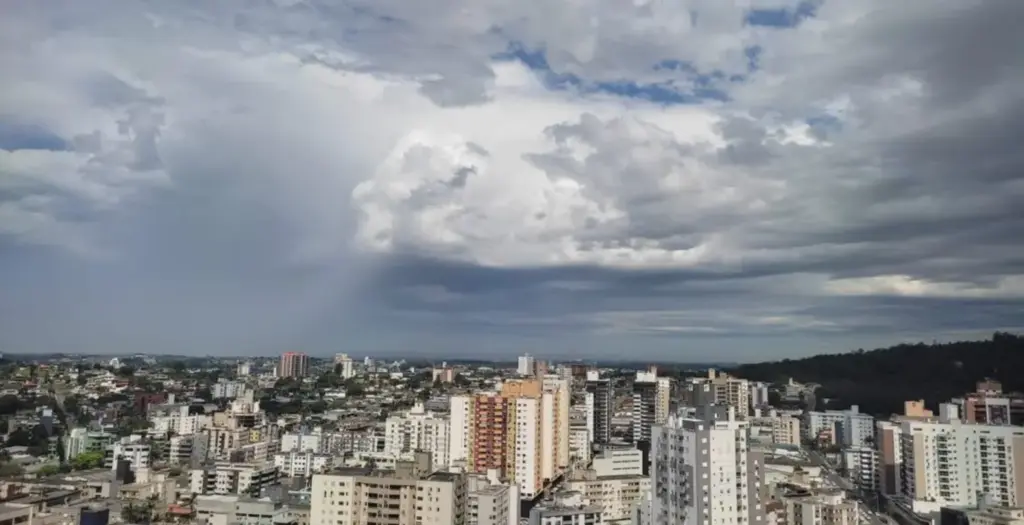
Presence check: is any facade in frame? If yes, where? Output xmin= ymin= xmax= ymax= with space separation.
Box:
xmin=772 ymin=416 xmax=802 ymax=447
xmin=279 ymin=352 xmax=309 ymax=378
xmin=334 ymin=354 xmax=355 ymax=379
xmin=212 ymin=380 xmax=246 ymax=400
xmin=274 ymin=451 xmax=332 ymax=477
xmin=651 ymin=407 xmax=764 ymax=525
xmin=190 ymin=462 xmax=280 ymax=496
xmin=309 ymin=460 xmax=467 ymax=525
xmin=384 ymin=404 xmax=451 ymax=469
xmin=449 ymin=395 xmax=471 ymax=465
xmin=467 ymin=474 xmax=519 ymax=525
xmin=683 ymin=370 xmax=751 ymax=420
xmin=632 ymin=373 xmax=658 ymax=444
xmin=541 ymin=376 xmax=571 ymax=474
xmin=586 ymin=379 xmax=614 ymax=446
xmin=106 ymin=436 xmax=151 ymax=471
xmin=751 ymin=382 xmax=771 ymax=410
xmin=951 ymin=380 xmax=1024 ymax=426
xmin=518 ymin=354 xmax=536 ymax=376
xmin=65 ymin=428 xmax=114 ymax=458
xmin=528 ymin=501 xmax=602 ymax=525
xmin=841 ymin=447 xmax=878 ymax=492
xmin=281 ymin=432 xmax=323 ymax=453
xmin=804 ymin=406 xmax=875 ymax=448
xmin=875 ymin=420 xmax=902 ymax=496
xmin=591 ymin=448 xmax=643 ymax=477
xmin=564 ymin=468 xmax=650 ymax=523
xmin=782 ymin=491 xmax=857 ymax=525
xmin=898 ymin=418 xmax=1024 ymax=511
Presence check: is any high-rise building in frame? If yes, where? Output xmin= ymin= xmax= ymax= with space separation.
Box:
xmin=633 ymin=374 xmax=658 ymax=444
xmin=279 ymin=352 xmax=309 ymax=378
xmin=897 ymin=418 xmax=1024 ymax=511
xmin=655 ymin=377 xmax=672 ymax=425
xmin=771 ymin=415 xmax=802 ymax=447
xmin=950 ymin=379 xmax=1024 ymax=425
xmin=517 ymin=354 xmax=535 ymax=376
xmin=804 ymin=406 xmax=874 ymax=448
xmin=585 ymin=379 xmax=613 ymax=446
xmin=750 ymin=381 xmax=770 ymax=409
xmin=683 ymin=370 xmax=751 ymax=419
xmin=541 ymin=376 xmax=571 ymax=472
xmin=449 ymin=395 xmax=471 ymax=465
xmin=651 ymin=406 xmax=764 ymax=525
xmin=333 ymin=353 xmax=355 ymax=379
xmin=384 ymin=403 xmax=451 ymax=469
xmin=782 ymin=491 xmax=858 ymax=525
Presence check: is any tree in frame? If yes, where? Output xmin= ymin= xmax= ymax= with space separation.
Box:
xmin=37 ymin=464 xmax=60 ymax=476
xmin=0 ymin=462 xmax=25 ymax=477
xmin=71 ymin=451 xmax=105 ymax=470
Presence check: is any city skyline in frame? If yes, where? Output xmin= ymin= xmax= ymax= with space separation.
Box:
xmin=2 ymin=2 xmax=1023 ymax=360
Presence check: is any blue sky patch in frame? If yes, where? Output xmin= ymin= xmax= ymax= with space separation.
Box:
xmin=746 ymin=1 xmax=820 ymax=28
xmin=0 ymin=121 xmax=69 ymax=152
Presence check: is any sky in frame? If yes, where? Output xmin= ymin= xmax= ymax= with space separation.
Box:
xmin=1 ymin=1 xmax=1023 ymax=361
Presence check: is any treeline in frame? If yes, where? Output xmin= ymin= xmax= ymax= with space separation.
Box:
xmin=729 ymin=332 xmax=1024 ymax=416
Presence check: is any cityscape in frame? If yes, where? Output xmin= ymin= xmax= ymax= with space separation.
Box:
xmin=3 ymin=1 xmax=1024 ymax=525
xmin=0 ymin=336 xmax=1021 ymax=525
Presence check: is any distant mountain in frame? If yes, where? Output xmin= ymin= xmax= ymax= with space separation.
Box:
xmin=728 ymin=332 xmax=1024 ymax=417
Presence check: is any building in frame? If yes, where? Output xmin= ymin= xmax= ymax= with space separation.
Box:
xmin=65 ymin=428 xmax=114 ymax=458
xmin=237 ymin=362 xmax=252 ymax=377
xmin=541 ymin=376 xmax=571 ymax=474
xmin=334 ymin=353 xmax=355 ymax=379
xmin=564 ymin=471 xmax=649 ymax=523
xmin=433 ymin=367 xmax=456 ymax=384
xmin=951 ymin=379 xmax=1024 ymax=426
xmin=772 ymin=416 xmax=802 ymax=447
xmin=949 ymin=504 xmax=1024 ymax=525
xmin=682 ymin=370 xmax=751 ymax=420
xmin=450 ymin=395 xmax=471 ymax=465
xmin=586 ymin=379 xmax=613 ymax=446
xmin=309 ymin=455 xmax=466 ymax=525
xmin=751 ymin=382 xmax=771 ymax=410
xmin=212 ymin=380 xmax=246 ymax=400
xmin=467 ymin=473 xmax=519 ymax=525
xmin=190 ymin=462 xmax=280 ymax=496
xmin=193 ymin=494 xmax=288 ymax=525
xmin=904 ymin=400 xmax=933 ymax=418
xmin=384 ymin=403 xmax=451 ymax=469
xmin=875 ymin=420 xmax=902 ymax=496
xmin=279 ymin=352 xmax=310 ymax=379
xmin=274 ymin=451 xmax=332 ymax=477
xmin=804 ymin=406 xmax=874 ymax=448
xmin=782 ymin=490 xmax=857 ymax=525
xmin=591 ymin=447 xmax=643 ymax=478
xmin=651 ymin=406 xmax=764 ymax=525
xmin=632 ymin=372 xmax=658 ymax=444
xmin=898 ymin=417 xmax=1024 ymax=512
xmin=518 ymin=354 xmax=536 ymax=377
xmin=281 ymin=432 xmax=323 ymax=453
xmin=528 ymin=492 xmax=602 ymax=525
xmin=841 ymin=446 xmax=878 ymax=492
xmin=105 ymin=436 xmax=151 ymax=471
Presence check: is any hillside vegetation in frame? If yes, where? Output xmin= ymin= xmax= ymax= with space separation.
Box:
xmin=729 ymin=332 xmax=1024 ymax=416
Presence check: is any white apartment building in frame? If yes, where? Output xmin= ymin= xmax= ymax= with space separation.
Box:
xmin=334 ymin=353 xmax=355 ymax=379
xmin=274 ymin=451 xmax=333 ymax=477
xmin=804 ymin=406 xmax=874 ymax=448
xmin=750 ymin=382 xmax=770 ymax=410
xmin=651 ymin=408 xmax=764 ymax=525
xmin=569 ymin=426 xmax=591 ymax=464
xmin=512 ymin=396 xmax=543 ymax=500
xmin=467 ymin=473 xmax=520 ymax=525
xmin=170 ymin=434 xmax=209 ymax=466
xmin=212 ymin=380 xmax=247 ymax=400
xmin=772 ymin=416 xmax=802 ymax=447
xmin=842 ymin=447 xmax=878 ymax=492
xmin=528 ymin=494 xmax=603 ymax=525
xmin=782 ymin=491 xmax=857 ymax=525
xmin=518 ymin=354 xmax=536 ymax=376
xmin=449 ymin=395 xmax=471 ymax=465
xmin=281 ymin=432 xmax=323 ymax=453
xmin=591 ymin=448 xmax=643 ymax=477
xmin=310 ymin=464 xmax=467 ymax=525
xmin=151 ymin=405 xmax=210 ymax=436
xmin=564 ymin=468 xmax=650 ymax=523
xmin=190 ymin=462 xmax=280 ymax=496
xmin=899 ymin=419 xmax=1024 ymax=512
xmin=106 ymin=436 xmax=151 ymax=471
xmin=385 ymin=403 xmax=451 ymax=469
xmin=684 ymin=371 xmax=751 ymax=420
xmin=541 ymin=376 xmax=571 ymax=474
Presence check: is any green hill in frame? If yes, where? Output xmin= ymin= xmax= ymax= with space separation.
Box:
xmin=729 ymin=332 xmax=1024 ymax=416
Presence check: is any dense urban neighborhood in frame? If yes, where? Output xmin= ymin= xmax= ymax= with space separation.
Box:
xmin=0 ymin=335 xmax=1022 ymax=525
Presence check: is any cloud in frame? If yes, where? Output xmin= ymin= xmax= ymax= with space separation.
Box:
xmin=1 ymin=0 xmax=1022 ymax=359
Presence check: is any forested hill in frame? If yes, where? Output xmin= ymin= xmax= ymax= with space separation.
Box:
xmin=729 ymin=332 xmax=1024 ymax=417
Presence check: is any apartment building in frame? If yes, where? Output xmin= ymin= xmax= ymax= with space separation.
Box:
xmin=105 ymin=436 xmax=151 ymax=471
xmin=282 ymin=432 xmax=324 ymax=453
xmin=651 ymin=406 xmax=764 ymax=525
xmin=841 ymin=447 xmax=878 ymax=492
xmin=585 ymin=379 xmax=613 ymax=445
xmin=190 ymin=462 xmax=280 ymax=496
xmin=683 ymin=370 xmax=751 ymax=419
xmin=591 ymin=448 xmax=643 ymax=478
xmin=782 ymin=490 xmax=857 ymax=525
xmin=385 ymin=404 xmax=451 ymax=470
xmin=951 ymin=380 xmax=1024 ymax=426
xmin=279 ymin=352 xmax=310 ymax=378
xmin=467 ymin=473 xmax=519 ymax=525
xmin=309 ymin=456 xmax=466 ymax=525
xmin=898 ymin=418 xmax=1024 ymax=512
xmin=541 ymin=376 xmax=571 ymax=473
xmin=564 ymin=467 xmax=649 ymax=523
xmin=804 ymin=406 xmax=874 ymax=448
xmin=528 ymin=492 xmax=602 ymax=525
xmin=274 ymin=451 xmax=333 ymax=477
xmin=772 ymin=416 xmax=802 ymax=447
